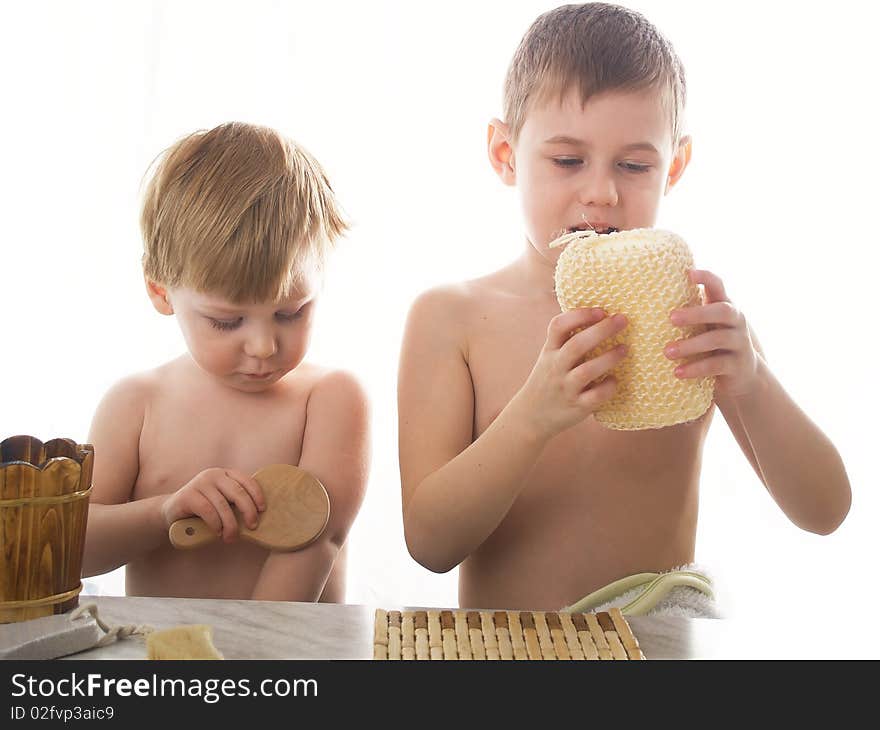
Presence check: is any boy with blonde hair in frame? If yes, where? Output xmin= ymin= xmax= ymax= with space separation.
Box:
xmin=84 ymin=122 xmax=369 ymax=602
xmin=398 ymin=3 xmax=850 ymax=615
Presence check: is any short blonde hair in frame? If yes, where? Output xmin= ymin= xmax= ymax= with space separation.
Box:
xmin=141 ymin=122 xmax=348 ymax=303
xmin=503 ymin=3 xmax=686 ymax=145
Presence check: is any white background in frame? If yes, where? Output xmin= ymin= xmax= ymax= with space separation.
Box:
xmin=1 ymin=1 xmax=877 ymax=640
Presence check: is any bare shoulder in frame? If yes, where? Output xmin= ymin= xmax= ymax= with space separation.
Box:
xmin=286 ymin=363 xmax=367 ymax=412
xmin=306 ymin=367 xmax=370 ymax=419
xmin=91 ymin=368 xmax=161 ymax=427
xmin=408 ymin=278 xmax=498 ymax=318
xmin=89 ymin=357 xmax=204 ymax=447
xmin=405 ymin=277 xmax=502 ymax=353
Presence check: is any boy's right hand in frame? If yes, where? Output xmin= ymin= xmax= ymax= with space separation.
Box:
xmin=511 ymin=308 xmax=629 ymax=440
xmin=160 ymin=468 xmax=266 ymax=544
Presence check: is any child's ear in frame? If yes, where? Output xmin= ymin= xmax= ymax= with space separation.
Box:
xmin=145 ymin=276 xmax=174 ymax=315
xmin=487 ymin=118 xmax=516 ymax=186
xmin=665 ymin=135 xmax=692 ymax=193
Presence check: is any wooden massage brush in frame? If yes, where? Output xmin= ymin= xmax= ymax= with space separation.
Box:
xmin=169 ymin=464 xmax=330 ymax=551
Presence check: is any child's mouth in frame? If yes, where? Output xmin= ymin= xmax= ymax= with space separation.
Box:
xmin=567 ymin=225 xmax=619 ymax=235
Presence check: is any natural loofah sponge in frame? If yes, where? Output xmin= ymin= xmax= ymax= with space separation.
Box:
xmin=552 ymin=228 xmax=714 ymax=430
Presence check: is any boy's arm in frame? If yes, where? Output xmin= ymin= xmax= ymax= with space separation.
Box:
xmin=716 ymin=359 xmax=851 ymax=534
xmin=670 ymin=270 xmax=851 ymax=535
xmin=399 ymin=288 xmax=625 ymax=573
xmin=82 ymin=375 xmax=168 ymax=577
xmin=250 ymin=371 xmax=370 ymax=602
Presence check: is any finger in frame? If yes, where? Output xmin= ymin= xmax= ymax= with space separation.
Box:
xmin=688 ymin=269 xmax=730 ymax=304
xmin=559 ymin=313 xmax=628 ymax=369
xmin=246 ymin=474 xmax=267 ymax=512
xmin=567 ymin=344 xmax=627 ymax=389
xmin=674 ymin=353 xmax=735 ymax=379
xmin=577 ymin=376 xmax=618 ymax=411
xmin=200 ymin=486 xmax=240 ymax=543
xmin=670 ymin=301 xmax=740 ymax=328
xmin=189 ymin=491 xmax=223 ymax=535
xmin=665 ymin=329 xmax=740 ymax=360
xmin=223 ymin=468 xmax=266 ymax=512
xmin=546 ymin=308 xmax=608 ymax=350
xmin=225 ymin=469 xmax=266 ymax=514
xmin=218 ymin=474 xmax=260 ymax=529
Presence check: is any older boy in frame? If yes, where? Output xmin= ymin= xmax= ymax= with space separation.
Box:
xmin=398 ymin=4 xmax=850 ymax=614
xmin=83 ymin=122 xmax=370 ymax=602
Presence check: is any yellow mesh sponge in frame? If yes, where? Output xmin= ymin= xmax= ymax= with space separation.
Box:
xmin=552 ymin=228 xmax=714 ymax=430
xmin=146 ymin=625 xmax=224 ymax=660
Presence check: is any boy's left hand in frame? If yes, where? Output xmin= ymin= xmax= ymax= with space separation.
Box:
xmin=664 ymin=269 xmax=761 ymax=398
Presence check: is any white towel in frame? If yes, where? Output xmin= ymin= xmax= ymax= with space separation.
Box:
xmin=567 ymin=563 xmax=723 ymax=619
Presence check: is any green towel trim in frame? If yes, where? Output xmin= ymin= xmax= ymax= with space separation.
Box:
xmin=565 ymin=569 xmax=714 ymax=616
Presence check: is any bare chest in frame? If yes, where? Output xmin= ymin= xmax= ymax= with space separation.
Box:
xmin=134 ymin=385 xmax=308 ymax=499
xmin=465 ymin=302 xmax=711 ymax=506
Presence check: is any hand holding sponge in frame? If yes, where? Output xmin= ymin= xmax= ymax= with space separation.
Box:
xmin=552 ymin=228 xmax=714 ymax=430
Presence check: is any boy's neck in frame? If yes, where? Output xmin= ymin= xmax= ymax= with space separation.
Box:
xmin=509 ymin=238 xmax=558 ymax=302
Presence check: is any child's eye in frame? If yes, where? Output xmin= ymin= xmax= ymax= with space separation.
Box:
xmin=275 ymin=309 xmax=303 ymax=323
xmin=553 ymin=157 xmax=583 ymax=168
xmin=208 ymin=317 xmax=243 ymax=331
xmin=619 ymin=162 xmax=651 ymax=173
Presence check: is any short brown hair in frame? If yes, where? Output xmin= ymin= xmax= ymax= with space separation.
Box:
xmin=503 ymin=3 xmax=686 ymax=144
xmin=141 ymin=122 xmax=348 ymax=303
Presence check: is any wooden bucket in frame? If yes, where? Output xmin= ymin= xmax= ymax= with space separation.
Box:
xmin=0 ymin=435 xmax=92 ymax=623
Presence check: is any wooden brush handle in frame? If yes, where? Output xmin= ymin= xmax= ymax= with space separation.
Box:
xmin=168 ymin=517 xmax=219 ymax=549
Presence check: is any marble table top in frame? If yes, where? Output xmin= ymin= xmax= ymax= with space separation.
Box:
xmin=69 ymin=596 xmax=374 ymax=660
xmin=5 ymin=595 xmax=864 ymax=660
xmin=49 ymin=595 xmax=723 ymax=660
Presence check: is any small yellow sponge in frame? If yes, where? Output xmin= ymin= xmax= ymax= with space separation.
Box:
xmin=552 ymin=228 xmax=714 ymax=430
xmin=146 ymin=625 xmax=224 ymax=660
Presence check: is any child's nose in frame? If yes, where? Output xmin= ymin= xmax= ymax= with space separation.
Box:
xmin=243 ymin=328 xmax=278 ymax=359
xmin=578 ymin=170 xmax=619 ymax=208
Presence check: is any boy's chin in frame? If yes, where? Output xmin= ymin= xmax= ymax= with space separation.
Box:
xmin=218 ymin=370 xmax=286 ymax=392
xmin=528 ymin=238 xmax=564 ymax=262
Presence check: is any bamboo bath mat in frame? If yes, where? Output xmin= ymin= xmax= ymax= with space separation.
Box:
xmin=373 ymin=607 xmax=644 ymax=660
